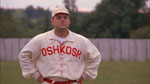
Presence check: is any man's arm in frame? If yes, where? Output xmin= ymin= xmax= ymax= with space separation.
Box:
xmin=82 ymin=39 xmax=101 ymax=79
xmin=18 ymin=36 xmax=41 ymax=80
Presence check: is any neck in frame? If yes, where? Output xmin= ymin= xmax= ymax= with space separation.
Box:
xmin=54 ymin=29 xmax=69 ymax=38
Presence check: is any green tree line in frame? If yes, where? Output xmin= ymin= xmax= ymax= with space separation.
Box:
xmin=0 ymin=0 xmax=150 ymax=38
xmin=0 ymin=6 xmax=51 ymax=38
xmin=78 ymin=0 xmax=150 ymax=38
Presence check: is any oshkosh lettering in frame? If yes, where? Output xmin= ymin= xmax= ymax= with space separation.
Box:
xmin=41 ymin=45 xmax=82 ymax=59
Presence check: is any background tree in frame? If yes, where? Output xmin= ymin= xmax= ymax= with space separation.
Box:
xmin=0 ymin=8 xmax=42 ymax=38
xmin=79 ymin=0 xmax=149 ymax=38
xmin=64 ymin=0 xmax=77 ymax=13
xmin=25 ymin=6 xmax=35 ymax=18
xmin=130 ymin=26 xmax=150 ymax=38
xmin=44 ymin=9 xmax=51 ymax=32
xmin=63 ymin=0 xmax=79 ymax=33
xmin=1 ymin=0 xmax=149 ymax=38
xmin=0 ymin=9 xmax=22 ymax=37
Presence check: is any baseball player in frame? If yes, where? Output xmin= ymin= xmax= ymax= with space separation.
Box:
xmin=19 ymin=6 xmax=101 ymax=84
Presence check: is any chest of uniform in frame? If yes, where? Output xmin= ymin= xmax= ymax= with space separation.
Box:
xmin=40 ymin=40 xmax=84 ymax=60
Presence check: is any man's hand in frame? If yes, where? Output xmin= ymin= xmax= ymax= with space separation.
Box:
xmin=77 ymin=76 xmax=84 ymax=84
xmin=37 ymin=74 xmax=43 ymax=83
xmin=79 ymin=76 xmax=84 ymax=81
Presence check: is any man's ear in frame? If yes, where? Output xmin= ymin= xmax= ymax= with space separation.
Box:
xmin=69 ymin=19 xmax=71 ymax=25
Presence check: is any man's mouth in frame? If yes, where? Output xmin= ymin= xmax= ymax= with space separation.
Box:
xmin=61 ymin=24 xmax=66 ymax=26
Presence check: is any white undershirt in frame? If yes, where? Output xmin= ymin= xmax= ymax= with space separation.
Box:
xmin=57 ymin=36 xmax=66 ymax=43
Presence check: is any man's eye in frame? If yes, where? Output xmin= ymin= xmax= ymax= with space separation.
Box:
xmin=56 ymin=16 xmax=61 ymax=19
xmin=64 ymin=16 xmax=68 ymax=19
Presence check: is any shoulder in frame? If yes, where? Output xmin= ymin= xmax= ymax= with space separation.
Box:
xmin=31 ymin=30 xmax=52 ymax=41
xmin=71 ymin=31 xmax=90 ymax=42
xmin=34 ymin=30 xmax=52 ymax=39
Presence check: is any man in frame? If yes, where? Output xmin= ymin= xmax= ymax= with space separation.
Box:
xmin=19 ymin=6 xmax=101 ymax=84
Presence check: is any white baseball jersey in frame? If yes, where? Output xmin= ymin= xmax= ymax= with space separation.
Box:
xmin=19 ymin=29 xmax=101 ymax=81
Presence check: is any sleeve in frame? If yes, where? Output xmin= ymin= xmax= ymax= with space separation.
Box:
xmin=18 ymin=36 xmax=41 ymax=79
xmin=82 ymin=39 xmax=101 ymax=79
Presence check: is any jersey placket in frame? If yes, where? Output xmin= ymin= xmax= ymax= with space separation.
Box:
xmin=59 ymin=42 xmax=65 ymax=76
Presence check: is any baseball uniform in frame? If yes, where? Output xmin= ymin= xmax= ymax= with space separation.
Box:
xmin=19 ymin=6 xmax=101 ymax=84
xmin=19 ymin=29 xmax=101 ymax=83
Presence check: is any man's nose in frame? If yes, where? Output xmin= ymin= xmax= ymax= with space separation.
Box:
xmin=60 ymin=18 xmax=65 ymax=22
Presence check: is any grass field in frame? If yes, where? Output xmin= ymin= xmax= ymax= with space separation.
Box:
xmin=0 ymin=61 xmax=150 ymax=84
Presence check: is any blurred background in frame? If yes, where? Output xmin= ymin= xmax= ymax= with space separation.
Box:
xmin=0 ymin=0 xmax=150 ymax=84
xmin=0 ymin=0 xmax=150 ymax=38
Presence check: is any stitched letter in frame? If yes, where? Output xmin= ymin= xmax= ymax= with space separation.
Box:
xmin=41 ymin=48 xmax=47 ymax=56
xmin=53 ymin=45 xmax=59 ymax=54
xmin=76 ymin=50 xmax=82 ymax=59
xmin=72 ymin=48 xmax=77 ymax=56
xmin=66 ymin=46 xmax=72 ymax=55
xmin=47 ymin=46 xmax=53 ymax=55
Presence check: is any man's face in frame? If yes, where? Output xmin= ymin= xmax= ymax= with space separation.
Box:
xmin=51 ymin=13 xmax=70 ymax=31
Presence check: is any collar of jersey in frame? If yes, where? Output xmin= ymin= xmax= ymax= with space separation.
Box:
xmin=49 ymin=29 xmax=74 ymax=42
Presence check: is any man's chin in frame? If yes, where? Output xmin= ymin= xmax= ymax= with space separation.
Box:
xmin=59 ymin=26 xmax=68 ymax=29
xmin=57 ymin=27 xmax=68 ymax=31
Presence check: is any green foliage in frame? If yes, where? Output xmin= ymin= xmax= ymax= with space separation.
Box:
xmin=130 ymin=26 xmax=150 ymax=38
xmin=25 ymin=6 xmax=51 ymax=19
xmin=0 ymin=9 xmax=22 ymax=37
xmin=0 ymin=8 xmax=42 ymax=38
xmin=44 ymin=12 xmax=51 ymax=32
xmin=63 ymin=0 xmax=77 ymax=13
xmin=0 ymin=0 xmax=149 ymax=38
xmin=0 ymin=6 xmax=53 ymax=38
xmin=79 ymin=0 xmax=149 ymax=38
